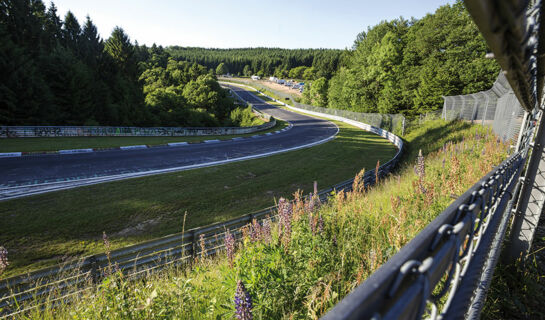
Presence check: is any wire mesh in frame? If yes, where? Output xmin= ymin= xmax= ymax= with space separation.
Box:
xmin=442 ymin=72 xmax=525 ymax=141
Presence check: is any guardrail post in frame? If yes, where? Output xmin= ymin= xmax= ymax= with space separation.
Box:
xmin=506 ymin=112 xmax=545 ymax=261
xmin=88 ymin=256 xmax=99 ymax=283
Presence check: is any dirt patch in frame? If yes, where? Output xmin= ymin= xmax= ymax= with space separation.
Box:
xmin=112 ymin=218 xmax=162 ymax=237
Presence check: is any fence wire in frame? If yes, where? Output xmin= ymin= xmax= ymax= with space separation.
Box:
xmin=442 ymin=72 xmax=525 ymax=141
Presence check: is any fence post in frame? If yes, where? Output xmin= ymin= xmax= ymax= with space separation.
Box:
xmin=482 ymin=94 xmax=490 ymax=127
xmin=506 ymin=111 xmax=545 ymax=261
xmin=191 ymin=231 xmax=198 ymax=263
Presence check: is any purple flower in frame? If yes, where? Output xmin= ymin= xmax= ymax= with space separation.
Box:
xmin=234 ymin=280 xmax=253 ymax=320
xmin=277 ymin=198 xmax=293 ymax=248
xmin=262 ymin=218 xmax=271 ymax=243
xmin=225 ymin=229 xmax=235 ymax=267
xmin=0 ymin=246 xmax=8 ymax=273
xmin=250 ymin=219 xmax=262 ymax=242
xmin=318 ymin=214 xmax=324 ymax=234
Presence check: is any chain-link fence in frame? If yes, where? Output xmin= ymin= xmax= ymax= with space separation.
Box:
xmin=221 ymin=78 xmax=406 ymax=136
xmin=442 ymin=72 xmax=525 ymax=141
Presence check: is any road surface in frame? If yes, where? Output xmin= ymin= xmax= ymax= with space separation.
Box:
xmin=0 ymin=85 xmax=338 ymax=200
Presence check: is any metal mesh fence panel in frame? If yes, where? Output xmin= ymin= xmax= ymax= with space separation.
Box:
xmin=442 ymin=72 xmax=524 ymax=141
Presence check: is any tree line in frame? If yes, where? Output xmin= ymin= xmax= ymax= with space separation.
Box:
xmin=303 ymin=1 xmax=500 ymax=116
xmin=167 ymin=47 xmax=342 ymax=80
xmin=0 ymin=0 xmax=239 ymax=127
xmin=1 ymin=0 xmax=499 ymax=126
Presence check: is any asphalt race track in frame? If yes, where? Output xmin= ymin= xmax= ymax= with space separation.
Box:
xmin=0 ymin=85 xmax=338 ymax=200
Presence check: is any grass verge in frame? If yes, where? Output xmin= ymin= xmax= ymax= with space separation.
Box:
xmin=16 ymin=120 xmax=509 ymax=319
xmin=0 ymin=120 xmax=285 ymax=153
xmin=0 ymin=119 xmax=397 ymax=277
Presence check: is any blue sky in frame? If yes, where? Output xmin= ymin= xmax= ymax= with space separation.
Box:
xmin=51 ymin=0 xmax=452 ymax=49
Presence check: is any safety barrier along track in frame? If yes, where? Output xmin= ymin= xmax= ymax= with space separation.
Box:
xmin=0 ymin=88 xmax=404 ymax=318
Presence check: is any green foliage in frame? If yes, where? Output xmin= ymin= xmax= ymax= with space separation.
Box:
xmin=216 ymin=62 xmax=228 ymax=75
xmin=0 ymin=1 xmax=235 ymax=127
xmin=167 ymin=47 xmax=342 ymax=80
xmin=229 ymin=105 xmax=264 ymax=127
xmin=327 ymin=1 xmax=499 ymax=116
xmin=302 ymin=77 xmax=329 ymax=107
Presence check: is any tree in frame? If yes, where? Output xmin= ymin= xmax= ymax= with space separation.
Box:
xmin=104 ymin=26 xmax=136 ymax=77
xmin=303 ymin=77 xmax=328 ymax=107
xmin=242 ymin=64 xmax=252 ymax=76
xmin=216 ymin=62 xmax=228 ymax=75
xmin=62 ymin=11 xmax=80 ymax=52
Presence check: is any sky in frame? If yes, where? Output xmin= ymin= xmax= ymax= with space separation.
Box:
xmin=51 ymin=0 xmax=452 ymax=49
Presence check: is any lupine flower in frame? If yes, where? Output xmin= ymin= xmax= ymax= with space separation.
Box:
xmin=262 ymin=218 xmax=271 ymax=243
xmin=309 ymin=212 xmax=317 ymax=235
xmin=234 ymin=280 xmax=253 ymax=320
xmin=0 ymin=246 xmax=8 ymax=273
xmin=225 ymin=229 xmax=235 ymax=267
xmin=318 ymin=214 xmax=324 ymax=234
xmin=249 ymin=219 xmax=262 ymax=242
xmin=277 ymin=198 xmax=293 ymax=248
xmin=442 ymin=157 xmax=446 ymax=169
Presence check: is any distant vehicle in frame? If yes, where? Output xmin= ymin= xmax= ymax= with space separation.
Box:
xmin=251 ymin=75 xmax=260 ymax=80
xmin=269 ymin=76 xmax=278 ymax=82
xmin=277 ymin=79 xmax=285 ymax=84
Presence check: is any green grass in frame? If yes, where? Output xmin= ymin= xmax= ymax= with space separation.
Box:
xmin=20 ymin=120 xmax=509 ymax=319
xmin=0 ymin=120 xmax=397 ymax=277
xmin=0 ymin=120 xmax=285 ymax=153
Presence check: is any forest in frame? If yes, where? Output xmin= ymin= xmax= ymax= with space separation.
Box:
xmin=167 ymin=47 xmax=343 ymax=80
xmin=303 ymin=1 xmax=500 ymax=115
xmin=0 ymin=0 xmax=500 ymax=126
xmin=0 ymin=0 xmax=239 ymax=127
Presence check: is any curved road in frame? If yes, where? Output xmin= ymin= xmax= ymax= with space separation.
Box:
xmin=0 ymin=85 xmax=338 ymax=200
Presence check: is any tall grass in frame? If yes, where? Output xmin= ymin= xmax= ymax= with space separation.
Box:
xmin=10 ymin=120 xmax=509 ymax=319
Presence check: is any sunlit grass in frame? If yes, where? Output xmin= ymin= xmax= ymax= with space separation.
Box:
xmin=8 ymin=120 xmax=510 ymax=319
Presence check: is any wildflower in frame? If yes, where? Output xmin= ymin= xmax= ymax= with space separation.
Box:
xmin=249 ymin=219 xmax=262 ymax=242
xmin=0 ymin=246 xmax=8 ymax=273
xmin=262 ymin=218 xmax=271 ymax=243
xmin=442 ymin=157 xmax=446 ymax=169
xmin=102 ymin=232 xmax=113 ymax=277
xmin=225 ymin=229 xmax=235 ymax=267
xmin=234 ymin=280 xmax=253 ymax=320
xmin=277 ymin=198 xmax=293 ymax=248
xmin=318 ymin=214 xmax=324 ymax=234
xmin=352 ymin=168 xmax=366 ymax=193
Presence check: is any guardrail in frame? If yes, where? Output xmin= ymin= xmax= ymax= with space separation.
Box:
xmin=0 ymin=119 xmax=275 ymax=138
xmin=0 ymin=86 xmax=404 ymax=318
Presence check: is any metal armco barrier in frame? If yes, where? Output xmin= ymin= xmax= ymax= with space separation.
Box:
xmin=0 ymin=96 xmax=404 ymax=318
xmin=0 ymin=116 xmax=274 ymax=138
